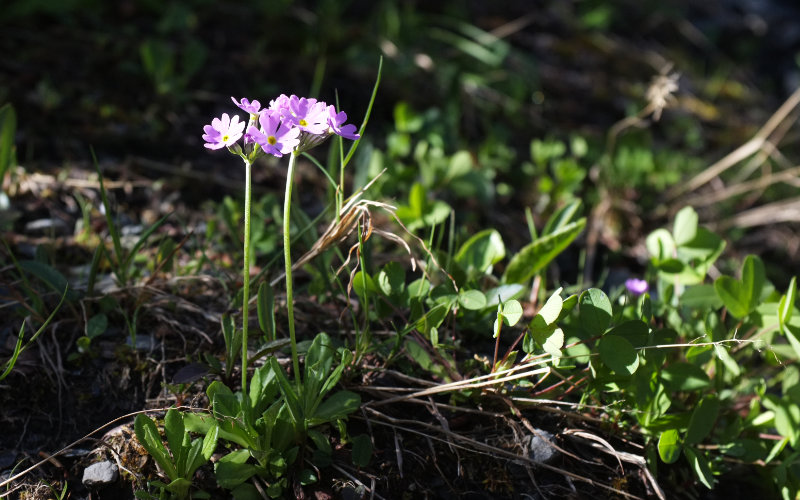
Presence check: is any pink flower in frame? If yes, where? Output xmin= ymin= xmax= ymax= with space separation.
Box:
xmin=284 ymin=95 xmax=329 ymax=134
xmin=202 ymin=113 xmax=245 ymax=150
xmin=327 ymin=105 xmax=360 ymax=140
xmin=247 ymin=110 xmax=300 ymax=157
xmin=625 ymin=278 xmax=649 ymax=296
xmin=231 ymin=97 xmax=261 ymax=115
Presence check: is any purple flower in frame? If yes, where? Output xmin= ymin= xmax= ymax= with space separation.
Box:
xmin=248 ymin=110 xmax=300 ymax=157
xmin=625 ymin=278 xmax=649 ymax=296
xmin=327 ymin=105 xmax=360 ymax=140
xmin=285 ymin=95 xmax=329 ymax=135
xmin=269 ymin=94 xmax=291 ymax=113
xmin=232 ymin=97 xmax=261 ymax=115
xmin=202 ymin=113 xmax=245 ymax=150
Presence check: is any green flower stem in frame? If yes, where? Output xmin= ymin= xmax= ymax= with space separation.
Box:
xmin=241 ymin=157 xmax=252 ymax=395
xmin=283 ymin=151 xmax=302 ymax=388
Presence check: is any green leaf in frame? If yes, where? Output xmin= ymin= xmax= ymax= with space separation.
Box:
xmin=685 ymin=395 xmax=720 ymax=445
xmin=257 ymin=282 xmax=276 ymax=340
xmin=458 ymin=290 xmax=486 ymax=310
xmin=305 ymin=332 xmax=335 ymax=388
xmin=503 ymin=219 xmax=586 ymax=284
xmin=165 ymin=478 xmax=191 ymax=499
xmin=542 ymin=199 xmax=582 ymax=236
xmin=307 ymin=429 xmax=332 ymax=456
xmin=646 ymin=228 xmax=676 ymax=261
xmin=86 ymin=313 xmax=108 ymax=339
xmin=299 ymin=468 xmax=317 ymax=486
xmin=19 ymin=260 xmax=77 ymax=300
xmin=714 ymin=276 xmax=749 ymax=318
xmin=537 ymin=287 xmax=563 ymax=325
xmin=607 ymin=320 xmax=649 ymax=348
xmin=201 ymin=421 xmax=219 ymax=462
xmin=681 ymin=285 xmax=723 ymax=310
xmin=673 ymin=206 xmax=698 ymax=246
xmin=351 ymin=434 xmax=373 ymax=468
xmin=579 ymin=288 xmax=612 ymax=334
xmin=658 ymin=429 xmax=682 ymax=464
xmin=598 ymin=335 xmax=639 ymax=375
xmin=134 ymin=414 xmax=178 ymax=480
xmin=779 ymin=277 xmax=797 ymax=334
xmin=741 ymin=255 xmax=765 ymax=308
xmin=164 ymin=409 xmax=185 ymax=469
xmin=270 ymin=358 xmax=303 ymax=425
xmin=535 ymin=327 xmax=564 ymax=357
xmin=377 ymin=261 xmax=405 ymax=297
xmin=684 ymin=448 xmax=715 ymax=489
xmin=500 ymin=299 xmax=523 ymax=327
xmin=676 ymin=228 xmax=725 ymax=284
xmin=208 ymin=381 xmax=240 ymax=420
xmin=661 ymin=363 xmax=710 ymax=392
xmin=0 ymin=103 xmax=16 ymax=185
xmin=714 ymin=255 xmax=765 ymax=318
xmin=214 ymin=460 xmax=259 ymax=489
xmin=309 ymin=390 xmax=361 ymax=425
xmin=454 ymin=229 xmax=506 ymax=277
xmin=714 ymin=344 xmax=741 ymax=377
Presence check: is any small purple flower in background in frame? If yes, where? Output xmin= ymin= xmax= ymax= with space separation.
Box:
xmin=202 ymin=113 xmax=245 ymax=150
xmin=248 ymin=110 xmax=300 ymax=157
xmin=625 ymin=278 xmax=649 ymax=296
xmin=327 ymin=105 xmax=360 ymax=140
xmin=285 ymin=95 xmax=329 ymax=134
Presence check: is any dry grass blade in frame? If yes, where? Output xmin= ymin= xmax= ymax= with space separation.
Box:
xmin=667 ymin=84 xmax=800 ymax=200
xmin=367 ymin=360 xmax=550 ymax=406
xmin=563 ymin=429 xmax=666 ymax=500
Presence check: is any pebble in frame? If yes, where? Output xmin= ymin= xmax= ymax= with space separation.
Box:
xmin=24 ymin=218 xmax=70 ymax=236
xmin=528 ymin=429 xmax=559 ymax=463
xmin=82 ymin=461 xmax=119 ymax=487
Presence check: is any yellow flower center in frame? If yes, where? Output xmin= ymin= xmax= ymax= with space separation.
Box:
xmin=267 ymin=136 xmax=277 ymax=145
xmin=299 ymin=119 xmax=308 ymax=127
xmin=222 ymin=134 xmax=230 ymax=142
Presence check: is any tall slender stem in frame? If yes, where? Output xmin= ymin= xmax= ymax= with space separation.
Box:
xmin=241 ymin=158 xmax=252 ymax=395
xmin=283 ymin=151 xmax=302 ymax=388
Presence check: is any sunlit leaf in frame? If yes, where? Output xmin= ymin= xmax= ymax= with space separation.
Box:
xmin=658 ymin=429 xmax=682 ymax=464
xmin=503 ymin=220 xmax=585 ymax=284
xmin=579 ymin=288 xmax=612 ymax=334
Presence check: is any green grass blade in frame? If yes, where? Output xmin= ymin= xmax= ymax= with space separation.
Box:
xmin=342 ymin=56 xmax=382 ymax=169
xmin=92 ymin=148 xmax=126 ymax=283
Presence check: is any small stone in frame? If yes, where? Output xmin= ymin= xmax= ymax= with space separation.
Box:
xmin=82 ymin=461 xmax=118 ymax=487
xmin=528 ymin=429 xmax=558 ymax=463
xmin=24 ymin=218 xmax=70 ymax=236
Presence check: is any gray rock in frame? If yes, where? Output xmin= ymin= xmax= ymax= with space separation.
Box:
xmin=528 ymin=429 xmax=559 ymax=463
xmin=82 ymin=461 xmax=119 ymax=487
xmin=24 ymin=218 xmax=70 ymax=236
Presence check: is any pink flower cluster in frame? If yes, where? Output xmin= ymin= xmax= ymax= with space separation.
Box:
xmin=202 ymin=95 xmax=360 ymax=156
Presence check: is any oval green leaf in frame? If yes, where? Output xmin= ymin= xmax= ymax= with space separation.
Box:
xmin=658 ymin=428 xmax=682 ymax=464
xmin=661 ymin=362 xmax=710 ymax=392
xmin=458 ymin=289 xmax=487 ymax=310
xmin=579 ymin=288 xmax=612 ymax=334
xmin=455 ymin=229 xmax=506 ymax=277
xmin=598 ymin=335 xmax=639 ymax=375
xmin=685 ymin=395 xmax=720 ymax=445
